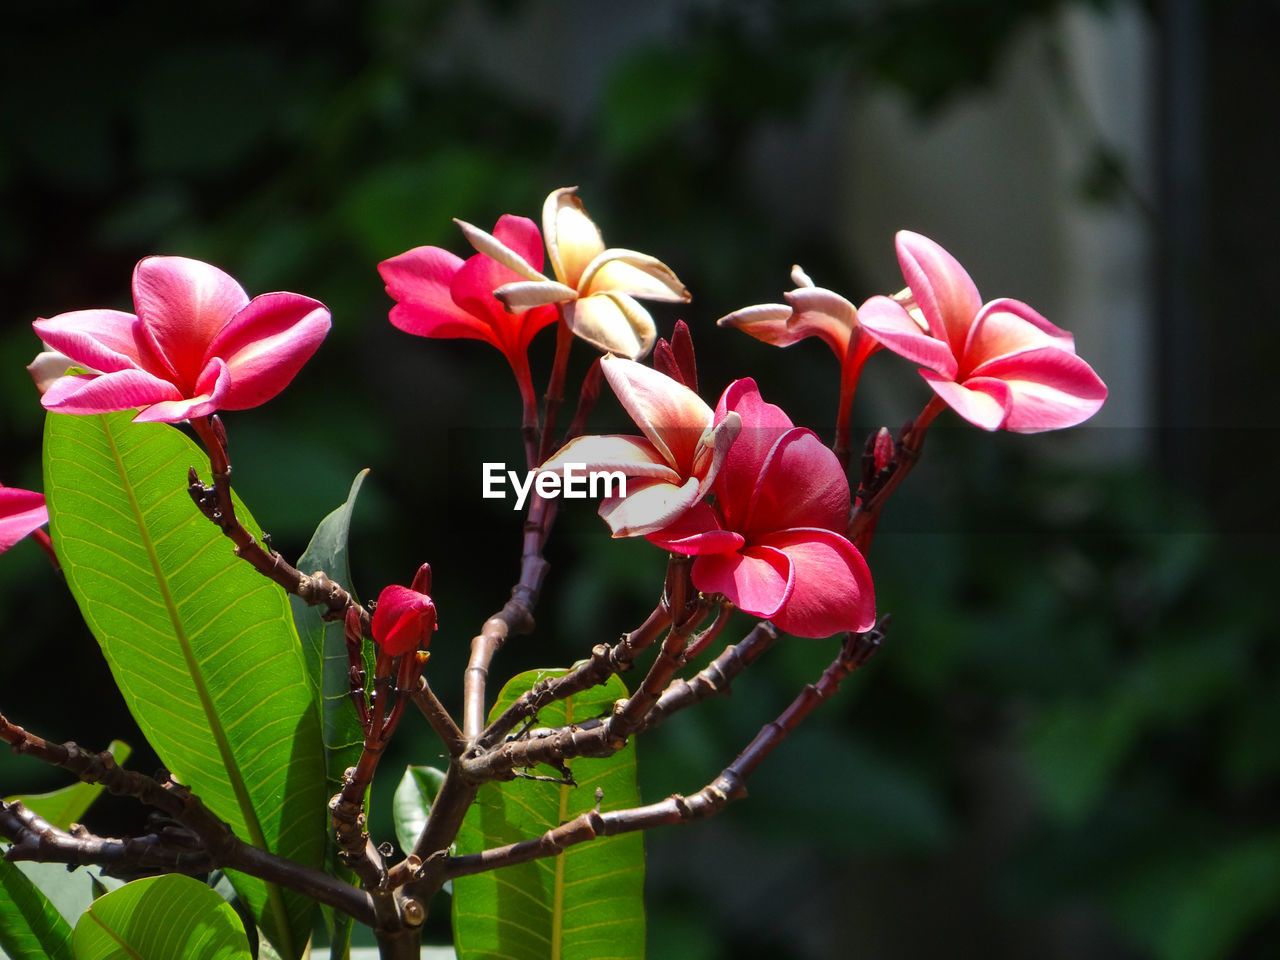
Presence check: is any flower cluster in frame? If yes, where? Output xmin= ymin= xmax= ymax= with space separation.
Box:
xmin=23 ymin=188 xmax=1106 ymax=645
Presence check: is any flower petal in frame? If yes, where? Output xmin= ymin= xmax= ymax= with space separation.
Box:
xmin=131 ymin=357 xmax=229 ymax=423
xmin=969 ymin=347 xmax=1107 ymax=432
xmin=208 ymin=292 xmax=330 ymax=411
xmin=40 ymin=369 xmax=183 ymax=418
xmin=716 ymin=303 xmax=800 ymax=346
xmin=712 ymin=378 xmax=795 ymax=525
xmin=564 ymin=293 xmax=656 ymax=359
xmin=542 ymin=433 xmax=681 ymax=484
xmin=692 ymin=545 xmax=793 ymax=619
xmin=646 ymin=501 xmax=745 ymax=554
xmin=602 ymin=356 xmax=714 ymax=474
xmin=857 ymin=295 xmax=959 ymax=378
xmin=782 ymin=286 xmax=858 ymax=361
xmin=578 ymin=249 xmax=690 ymax=303
xmin=598 ymin=475 xmax=703 ymax=537
xmin=32 ymin=310 xmax=145 ymax=375
xmin=453 ymin=219 xmax=545 ymax=281
xmin=919 ymin=370 xmax=1012 ymax=431
xmin=964 ymin=299 xmax=1075 ymax=367
xmin=741 ymin=427 xmax=850 ymax=536
xmin=0 ymin=487 xmax=49 ymax=554
xmin=542 ymin=187 xmax=605 ymax=288
xmin=493 ymin=280 xmax=579 ymax=310
xmin=756 ymin=528 xmax=875 ymax=636
xmin=895 ymin=231 xmax=982 ymax=355
xmin=490 ymin=214 xmax=547 ymax=275
xmin=379 ymin=246 xmax=495 ymax=344
xmin=132 ymin=256 xmax=249 ymax=387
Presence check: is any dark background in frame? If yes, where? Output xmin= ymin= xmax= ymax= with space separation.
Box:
xmin=1 ymin=1 xmax=1276 ymax=958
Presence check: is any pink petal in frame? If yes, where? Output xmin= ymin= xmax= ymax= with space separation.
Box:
xmin=379 ymin=247 xmax=496 ymax=345
xmin=32 ymin=310 xmax=145 ymax=375
xmin=919 ymin=370 xmax=1012 ymax=431
xmin=131 ymin=357 xmax=229 ymax=423
xmin=40 ymin=369 xmax=183 ymax=418
xmin=716 ymin=303 xmax=800 ymax=346
xmin=132 ymin=256 xmax=249 ymax=388
xmin=208 ymin=292 xmax=330 ymax=411
xmin=782 ymin=286 xmax=858 ymax=361
xmin=692 ymin=544 xmax=793 ymax=619
xmin=757 ymin=528 xmax=876 ymax=636
xmin=712 ymin=379 xmax=795 ymax=524
xmin=963 ymin=300 xmax=1075 ymax=370
xmin=739 ymin=427 xmax=850 ymax=536
xmin=969 ymin=347 xmax=1108 ymax=432
xmin=0 ymin=487 xmax=49 ymax=554
xmin=491 ymin=214 xmax=547 ymax=275
xmin=646 ymin=502 xmax=745 ymax=554
xmin=856 ymin=295 xmax=959 ymax=378
xmin=602 ymin=357 xmax=713 ymax=473
xmin=895 ymin=231 xmax=982 ymax=355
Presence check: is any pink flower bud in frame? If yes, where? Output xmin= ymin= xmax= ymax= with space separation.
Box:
xmin=873 ymin=428 xmax=894 ymax=474
xmin=371 ymin=583 xmax=437 ymax=657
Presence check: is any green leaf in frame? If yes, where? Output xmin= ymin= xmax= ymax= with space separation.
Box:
xmin=0 ymin=859 xmax=74 ymax=960
xmin=43 ymin=411 xmax=325 ymax=960
xmin=4 ymin=741 xmax=132 ymax=830
xmin=71 ymin=874 xmax=251 ymax=960
xmin=290 ymin=468 xmax=370 ymax=793
xmin=393 ymin=765 xmax=448 ymax=855
xmin=288 ymin=469 xmax=371 ymax=960
xmin=452 ymin=670 xmax=644 ymax=960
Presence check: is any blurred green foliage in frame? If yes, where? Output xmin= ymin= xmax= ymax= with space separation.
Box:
xmin=1 ymin=1 xmax=1274 ymax=958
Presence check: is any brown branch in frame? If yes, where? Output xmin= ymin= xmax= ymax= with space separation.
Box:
xmin=411 ymin=677 xmax=467 ymax=758
xmin=443 ymin=621 xmax=886 ymax=882
xmin=847 ymin=397 xmax=944 ymax=550
xmin=0 ymin=711 xmax=375 ymax=925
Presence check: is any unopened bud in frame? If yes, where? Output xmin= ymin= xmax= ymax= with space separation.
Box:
xmin=873 ymin=427 xmax=894 ymax=474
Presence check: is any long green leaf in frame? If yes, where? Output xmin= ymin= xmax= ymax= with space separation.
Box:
xmin=288 ymin=468 xmax=371 ymax=960
xmin=4 ymin=741 xmax=132 ymax=830
xmin=393 ymin=764 xmax=447 ymax=856
xmin=452 ymin=671 xmax=644 ymax=960
xmin=43 ymin=411 xmax=325 ymax=959
xmin=0 ymin=859 xmax=74 ymax=960
xmin=71 ymin=874 xmax=251 ymax=960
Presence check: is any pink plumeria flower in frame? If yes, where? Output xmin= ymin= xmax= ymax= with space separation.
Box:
xmin=33 ymin=256 xmax=330 ymax=424
xmin=857 ymin=231 xmax=1107 ymax=432
xmin=541 ymin=356 xmax=740 ymax=537
xmin=372 ymin=564 xmax=437 ymax=657
xmin=379 ymin=215 xmax=559 ymax=407
xmin=649 ymin=380 xmax=876 ymax=638
xmin=455 ymin=187 xmax=690 ymax=360
xmin=0 ymin=485 xmax=49 ymax=555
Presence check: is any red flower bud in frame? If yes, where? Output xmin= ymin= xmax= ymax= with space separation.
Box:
xmin=873 ymin=427 xmax=894 ymax=474
xmin=371 ymin=583 xmax=437 ymax=657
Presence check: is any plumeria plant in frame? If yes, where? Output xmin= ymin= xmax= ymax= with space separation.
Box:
xmin=0 ymin=188 xmax=1106 ymax=960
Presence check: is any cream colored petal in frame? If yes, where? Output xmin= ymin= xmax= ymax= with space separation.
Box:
xmin=453 ymin=218 xmax=545 ymax=281
xmin=579 ymin=249 xmax=690 ymax=303
xmin=791 ymin=264 xmax=815 ymax=288
xmin=563 ymin=293 xmax=657 ymax=360
xmin=691 ymin=410 xmax=742 ymax=496
xmin=716 ymin=303 xmax=804 ymax=347
xmin=541 ymin=433 xmax=681 ymax=483
xmin=494 ymin=280 xmax=579 ymax=311
xmin=601 ymin=355 xmax=713 ymax=472
xmin=542 ymin=187 xmax=605 ymax=289
xmin=599 ymin=475 xmax=702 ymax=538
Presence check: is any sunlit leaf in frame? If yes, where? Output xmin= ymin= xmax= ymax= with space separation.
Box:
xmin=0 ymin=859 xmax=74 ymax=960
xmin=452 ymin=670 xmax=644 ymax=960
xmin=289 ymin=468 xmax=371 ymax=960
xmin=43 ymin=411 xmax=325 ymax=959
xmin=393 ymin=764 xmax=448 ymax=856
xmin=71 ymin=874 xmax=251 ymax=960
